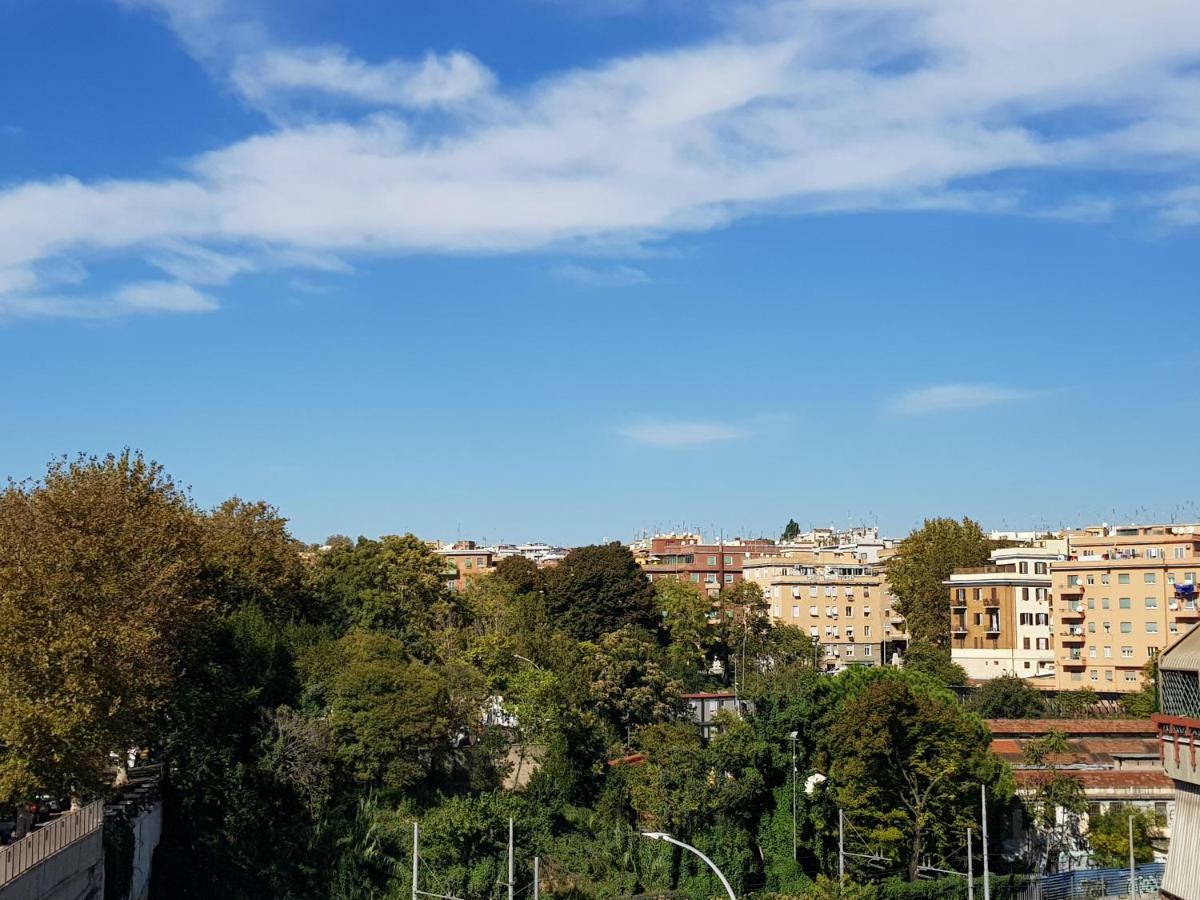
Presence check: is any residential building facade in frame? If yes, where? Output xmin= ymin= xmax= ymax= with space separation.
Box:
xmin=1053 ymin=525 xmax=1200 ymax=692
xmin=743 ymin=550 xmax=907 ymax=667
xmin=435 ymin=541 xmax=495 ymax=591
xmin=639 ymin=534 xmax=778 ymax=597
xmin=948 ymin=547 xmax=1058 ymax=681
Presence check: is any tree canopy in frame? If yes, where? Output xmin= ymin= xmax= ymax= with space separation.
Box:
xmin=967 ymin=674 xmax=1048 ymax=718
xmin=542 ymin=542 xmax=659 ymax=640
xmin=887 ymin=518 xmax=992 ymax=647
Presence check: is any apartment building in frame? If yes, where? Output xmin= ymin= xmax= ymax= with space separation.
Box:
xmin=1053 ymin=525 xmax=1200 ymax=692
xmin=639 ymin=534 xmax=778 ymax=597
xmin=743 ymin=550 xmax=907 ymax=667
xmin=947 ymin=547 xmax=1058 ymax=681
xmin=435 ymin=541 xmax=495 ymax=591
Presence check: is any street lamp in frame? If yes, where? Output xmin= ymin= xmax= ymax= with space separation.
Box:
xmin=640 ymin=832 xmax=737 ymax=900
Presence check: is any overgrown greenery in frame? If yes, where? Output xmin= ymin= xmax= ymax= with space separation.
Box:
xmin=1 ymin=455 xmax=1035 ymax=899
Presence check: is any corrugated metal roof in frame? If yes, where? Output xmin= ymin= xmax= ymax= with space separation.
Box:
xmin=1160 ymin=625 xmax=1200 ymax=673
xmin=1013 ymin=769 xmax=1173 ymax=790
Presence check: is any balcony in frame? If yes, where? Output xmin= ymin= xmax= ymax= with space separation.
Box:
xmin=982 ymin=597 xmax=1001 ymax=608
xmin=1175 ymin=603 xmax=1200 ymax=619
xmin=1059 ymin=582 xmax=1084 ymax=595
xmin=1062 ymin=652 xmax=1086 ymax=667
xmin=954 ymin=564 xmax=1017 ymax=575
xmin=1059 ymin=628 xmax=1085 ymax=642
xmin=952 ymin=623 xmax=968 ymax=635
xmin=1155 ymin=715 xmax=1200 ymax=786
xmin=1059 ymin=604 xmax=1085 ymax=619
xmin=951 ymin=599 xmax=967 ymax=610
xmin=985 ymin=622 xmax=1001 ymax=634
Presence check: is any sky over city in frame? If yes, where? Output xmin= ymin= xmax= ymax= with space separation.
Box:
xmin=2 ymin=0 xmax=1199 ymax=544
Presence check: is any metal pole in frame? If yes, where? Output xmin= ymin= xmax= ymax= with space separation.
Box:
xmin=791 ymin=736 xmax=798 ymax=861
xmin=508 ymin=818 xmax=515 ymax=900
xmin=1128 ymin=813 xmax=1136 ymax=900
xmin=967 ymin=829 xmax=974 ymax=900
xmin=838 ymin=808 xmax=845 ymax=882
xmin=533 ymin=856 xmax=540 ymax=900
xmin=412 ymin=821 xmax=419 ymax=900
xmin=981 ymin=785 xmax=991 ymax=900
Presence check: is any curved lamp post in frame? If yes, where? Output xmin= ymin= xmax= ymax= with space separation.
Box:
xmin=640 ymin=832 xmax=737 ymax=900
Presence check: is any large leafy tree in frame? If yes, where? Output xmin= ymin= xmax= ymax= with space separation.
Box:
xmin=0 ymin=452 xmax=210 ymax=803
xmin=543 ymin=542 xmax=658 ymax=640
xmin=901 ymin=641 xmax=967 ymax=687
xmin=782 ymin=519 xmax=801 ymax=542
xmin=200 ymin=497 xmax=311 ymax=622
xmin=968 ymin=674 xmax=1048 ymax=718
xmin=585 ymin=626 xmax=685 ymax=744
xmin=822 ymin=673 xmax=1008 ymax=881
xmin=887 ymin=517 xmax=992 ymax=647
xmin=1019 ymin=731 xmax=1087 ymax=871
xmin=306 ymin=534 xmax=463 ymax=655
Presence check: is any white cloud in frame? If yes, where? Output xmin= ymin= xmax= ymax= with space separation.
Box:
xmin=115 ymin=281 xmax=219 ymax=312
xmin=231 ymin=47 xmax=494 ymax=109
xmin=0 ymin=281 xmax=218 ymax=319
xmin=885 ymin=384 xmax=1037 ymax=417
xmin=551 ymin=263 xmax=651 ymax=286
xmin=2 ymin=0 xmax=1198 ymax=318
xmin=618 ymin=419 xmax=750 ymax=447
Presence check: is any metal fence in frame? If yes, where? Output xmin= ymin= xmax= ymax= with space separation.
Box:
xmin=1011 ymin=862 xmax=1164 ymax=900
xmin=0 ymin=800 xmax=104 ymax=886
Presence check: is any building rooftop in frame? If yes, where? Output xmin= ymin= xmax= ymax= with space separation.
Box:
xmin=987 ymin=718 xmax=1156 ymax=736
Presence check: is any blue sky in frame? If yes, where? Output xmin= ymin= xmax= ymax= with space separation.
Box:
xmin=2 ymin=0 xmax=1199 ymax=546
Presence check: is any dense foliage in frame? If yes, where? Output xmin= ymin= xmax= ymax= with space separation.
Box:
xmin=0 ymin=454 xmax=1048 ymax=899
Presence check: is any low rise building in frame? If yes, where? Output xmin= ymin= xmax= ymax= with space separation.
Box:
xmin=1053 ymin=525 xmax=1200 ymax=692
xmin=948 ymin=547 xmax=1059 ymax=681
xmin=435 ymin=541 xmax=495 ymax=591
xmin=638 ymin=534 xmax=778 ymax=597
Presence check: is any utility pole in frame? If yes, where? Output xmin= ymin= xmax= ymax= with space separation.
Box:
xmin=508 ymin=818 xmax=515 ymax=900
xmin=838 ymin=808 xmax=845 ymax=882
xmin=789 ymin=732 xmax=799 ymax=861
xmin=533 ymin=857 xmax=540 ymax=900
xmin=967 ymin=829 xmax=974 ymax=900
xmin=1128 ymin=813 xmax=1136 ymax=900
xmin=981 ymin=785 xmax=991 ymax=900
xmin=412 ymin=822 xmax=420 ymax=900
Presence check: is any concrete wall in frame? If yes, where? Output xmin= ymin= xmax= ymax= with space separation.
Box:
xmin=0 ymin=830 xmax=103 ymax=900
xmin=129 ymin=804 xmax=162 ymax=900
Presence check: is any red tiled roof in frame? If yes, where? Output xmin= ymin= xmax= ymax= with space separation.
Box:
xmin=1013 ymin=769 xmax=1172 ymax=790
xmin=987 ymin=718 xmax=1155 ymax=736
xmin=608 ymin=753 xmax=646 ymax=768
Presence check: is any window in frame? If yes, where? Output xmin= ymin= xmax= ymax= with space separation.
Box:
xmin=1023 ymin=587 xmax=1031 ymax=601
xmin=705 ymin=573 xmax=717 ymax=584
xmin=1148 ymin=646 xmax=1159 ymax=658
xmin=863 ymin=607 xmax=871 ymax=618
xmin=1170 ymin=622 xmax=1180 ymax=634
xmin=810 ymin=626 xmax=818 ymax=637
xmin=1124 ymin=671 xmax=1138 ymax=682
xmin=1088 ymin=598 xmax=1096 ymax=609
xmin=1102 ymin=598 xmax=1111 ymax=609
xmin=1020 ymin=562 xmax=1029 ymax=574
xmin=1037 ymin=613 xmax=1049 ymax=625
xmin=1119 ymin=574 xmax=1131 ymax=585
xmin=1036 ymin=637 xmax=1049 ymax=650
xmin=1068 ymin=575 xmax=1081 ymax=586
xmin=1020 ymin=613 xmax=1033 ymax=625
xmin=863 ymin=625 xmax=871 ymax=637
xmin=1087 ymin=575 xmax=1095 ymax=585
xmin=1023 ymin=637 xmax=1031 ymax=650
xmin=809 ymin=586 xmax=818 ymax=597
xmin=1121 ymin=646 xmax=1133 ymax=658
xmin=690 ymin=573 xmax=700 ymax=583
xmin=955 ymin=588 xmax=966 ymax=602
xmin=1175 ymin=546 xmax=1187 ymax=559
xmin=1147 ymin=622 xmax=1159 ymax=633
xmin=1146 ymin=597 xmax=1158 ymax=608
xmin=973 ymin=588 xmax=982 ymax=601
xmin=1105 ymin=669 xmax=1113 ymax=681
xmin=1145 ymin=573 xmax=1158 ymax=584
xmin=810 ymin=605 xmax=818 ymax=616
xmin=707 ymin=556 xmax=717 ymax=566
xmin=1089 ymin=646 xmax=1097 ymax=658
xmin=1088 ymin=622 xmax=1096 ymax=633
xmin=1119 ymin=597 xmax=1131 ymax=609
xmin=1120 ymin=622 xmax=1133 ymax=633
xmin=464 ymin=559 xmax=473 ymax=569
xmin=1090 ymin=670 xmax=1099 ymax=681
xmin=845 ymin=646 xmax=854 ymax=657
xmin=1101 ymin=574 xmax=1110 ymax=585
xmin=1036 ymin=562 xmax=1048 ymax=574
xmin=724 ymin=573 xmax=734 ymax=584
xmin=864 ymin=645 xmax=872 ymax=656
xmin=792 ymin=605 xmax=800 ymax=618
xmin=1103 ymin=646 xmax=1112 ymax=658
xmin=845 ymin=606 xmax=853 ymax=617
xmin=973 ymin=613 xmax=982 ymax=625
xmin=724 ymin=555 xmax=733 ymax=565
xmin=1071 ymin=672 xmax=1083 ymax=682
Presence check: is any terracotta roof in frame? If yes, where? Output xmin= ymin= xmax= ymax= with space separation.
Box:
xmin=1014 ymin=769 xmax=1172 ymax=791
xmin=990 ymin=737 xmax=1160 ymax=766
xmin=991 ymin=739 xmax=1021 ymax=755
xmin=607 ymin=753 xmax=646 ymax=768
xmin=987 ymin=718 xmax=1155 ymax=736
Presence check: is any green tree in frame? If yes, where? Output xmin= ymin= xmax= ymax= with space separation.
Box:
xmin=306 ymin=534 xmax=462 ymax=654
xmin=1119 ymin=658 xmax=1158 ymax=717
xmin=1051 ymin=688 xmax=1100 ymax=718
xmin=901 ymin=641 xmax=967 ymax=687
xmin=656 ymin=578 xmax=714 ymax=681
xmin=823 ymin=673 xmax=1008 ymax=881
xmin=327 ymin=631 xmax=453 ymax=794
xmin=544 ymin=542 xmax=659 ymax=640
xmin=1020 ymin=731 xmax=1087 ymax=870
xmin=887 ymin=518 xmax=992 ymax=647
xmin=493 ymin=555 xmax=543 ymax=595
xmin=201 ymin=497 xmax=311 ymax=622
xmin=967 ymin=675 xmax=1047 ymax=719
xmin=586 ymin=626 xmax=685 ymax=744
xmin=0 ymin=452 xmax=210 ymax=804
xmin=782 ymin=519 xmax=802 ymax=542
xmin=1087 ymin=806 xmax=1163 ymax=868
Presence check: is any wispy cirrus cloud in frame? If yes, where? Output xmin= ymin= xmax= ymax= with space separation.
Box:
xmin=0 ymin=281 xmax=217 ymax=320
xmin=618 ymin=418 xmax=750 ymax=448
xmin=885 ymin=384 xmax=1038 ymax=417
xmin=551 ymin=263 xmax=652 ymax=287
xmin=1 ymin=0 xmax=1199 ymax=319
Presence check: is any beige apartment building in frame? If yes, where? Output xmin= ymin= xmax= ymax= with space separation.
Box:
xmin=1053 ymin=525 xmax=1200 ymax=692
xmin=743 ymin=549 xmax=907 ymax=667
xmin=948 ymin=547 xmax=1058 ymax=681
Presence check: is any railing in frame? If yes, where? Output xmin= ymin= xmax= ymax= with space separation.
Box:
xmin=953 ymin=564 xmax=1018 ymax=575
xmin=0 ymin=800 xmax=103 ymax=886
xmin=1155 ymin=713 xmax=1200 ymax=784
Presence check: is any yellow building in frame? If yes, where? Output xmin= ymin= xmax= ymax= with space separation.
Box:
xmin=1053 ymin=526 xmax=1200 ymax=692
xmin=742 ymin=549 xmax=907 ymax=667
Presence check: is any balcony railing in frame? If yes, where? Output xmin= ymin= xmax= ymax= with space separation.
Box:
xmin=1059 ymin=628 xmax=1085 ymax=641
xmin=1059 ymin=604 xmax=1084 ymax=618
xmin=0 ymin=800 xmax=103 ymax=886
xmin=1154 ymin=714 xmax=1200 ymax=786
